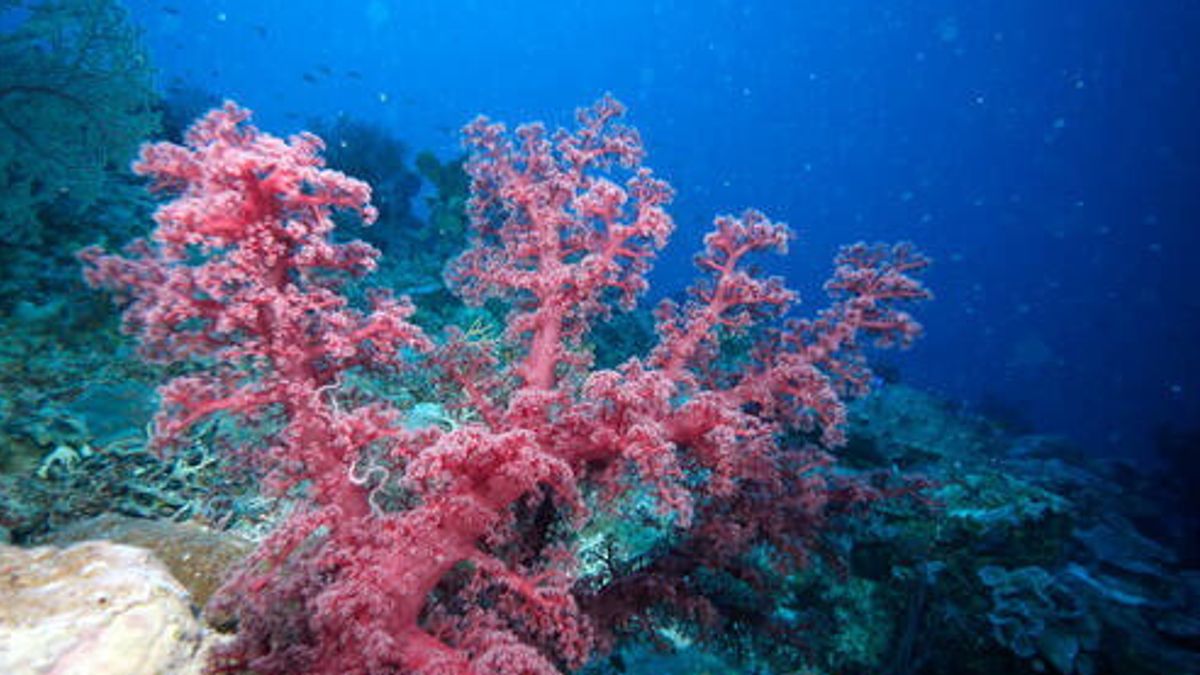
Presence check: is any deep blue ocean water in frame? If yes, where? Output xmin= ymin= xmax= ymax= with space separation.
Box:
xmin=122 ymin=0 xmax=1199 ymax=461
xmin=3 ymin=3 xmax=1200 ymax=673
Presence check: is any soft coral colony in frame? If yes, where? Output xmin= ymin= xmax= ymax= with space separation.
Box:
xmin=80 ymin=96 xmax=930 ymax=674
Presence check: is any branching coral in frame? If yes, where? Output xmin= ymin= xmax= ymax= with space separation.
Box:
xmin=81 ymin=97 xmax=929 ymax=674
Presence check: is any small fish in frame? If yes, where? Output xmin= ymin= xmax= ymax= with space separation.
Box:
xmin=302 ymin=73 xmax=319 ymax=84
xmin=316 ymin=64 xmax=333 ymax=76
xmin=253 ymin=25 xmax=268 ymax=39
xmin=161 ymin=5 xmax=180 ymax=15
xmin=346 ymin=70 xmax=363 ymax=80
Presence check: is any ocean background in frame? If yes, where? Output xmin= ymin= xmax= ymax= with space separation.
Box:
xmin=3 ymin=1 xmax=1200 ymax=673
xmin=122 ymin=0 xmax=1200 ymax=460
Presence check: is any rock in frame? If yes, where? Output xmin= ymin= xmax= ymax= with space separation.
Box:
xmin=0 ymin=541 xmax=212 ymax=674
xmin=39 ymin=513 xmax=254 ymax=608
xmin=845 ymin=385 xmax=1004 ymax=469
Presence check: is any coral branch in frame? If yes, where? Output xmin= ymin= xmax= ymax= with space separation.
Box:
xmin=448 ymin=94 xmax=674 ymax=389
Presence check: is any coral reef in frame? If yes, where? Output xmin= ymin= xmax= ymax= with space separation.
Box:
xmin=0 ymin=302 xmax=157 ymax=477
xmin=813 ymin=386 xmax=1200 ymax=675
xmin=0 ymin=0 xmax=159 ymax=305
xmin=80 ymin=97 xmax=928 ymax=673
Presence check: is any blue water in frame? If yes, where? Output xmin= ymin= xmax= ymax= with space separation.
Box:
xmin=127 ymin=0 xmax=1199 ymax=459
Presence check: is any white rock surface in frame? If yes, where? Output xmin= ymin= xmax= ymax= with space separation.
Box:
xmin=0 ymin=540 xmax=211 ymax=674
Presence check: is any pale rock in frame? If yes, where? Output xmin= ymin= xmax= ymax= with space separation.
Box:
xmin=0 ymin=540 xmax=214 ymax=674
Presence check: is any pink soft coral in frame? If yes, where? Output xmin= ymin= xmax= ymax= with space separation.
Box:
xmin=82 ymin=97 xmax=929 ymax=674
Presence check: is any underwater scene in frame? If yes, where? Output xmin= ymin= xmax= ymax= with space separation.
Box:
xmin=1 ymin=1 xmax=1198 ymax=673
